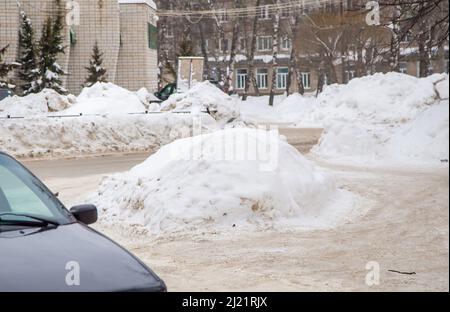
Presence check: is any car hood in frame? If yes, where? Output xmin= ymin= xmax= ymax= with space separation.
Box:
xmin=0 ymin=223 xmax=166 ymax=292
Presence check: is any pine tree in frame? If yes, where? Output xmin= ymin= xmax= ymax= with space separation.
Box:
xmin=0 ymin=45 xmax=19 ymax=89
xmin=37 ymin=11 xmax=67 ymax=94
xmin=84 ymin=42 xmax=108 ymax=87
xmin=17 ymin=11 xmax=40 ymax=95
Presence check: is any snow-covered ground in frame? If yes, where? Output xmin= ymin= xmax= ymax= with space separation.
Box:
xmin=91 ymin=128 xmax=355 ymax=234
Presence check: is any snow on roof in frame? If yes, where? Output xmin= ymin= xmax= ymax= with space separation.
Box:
xmin=118 ymin=0 xmax=157 ymax=10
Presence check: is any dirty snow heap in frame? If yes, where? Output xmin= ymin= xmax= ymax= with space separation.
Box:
xmin=92 ymin=128 xmax=354 ymax=234
xmin=160 ymin=81 xmax=240 ymax=124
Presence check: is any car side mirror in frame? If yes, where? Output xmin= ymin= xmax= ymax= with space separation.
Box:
xmin=70 ymin=204 xmax=98 ymax=225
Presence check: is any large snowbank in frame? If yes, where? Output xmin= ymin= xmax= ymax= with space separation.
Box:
xmin=161 ymin=81 xmax=240 ymax=124
xmin=62 ymin=82 xmax=146 ymax=115
xmin=0 ymin=113 xmax=218 ymax=158
xmin=309 ymin=73 xmax=449 ymax=165
xmin=0 ymin=83 xmax=152 ymax=117
xmin=385 ymin=102 xmax=449 ymax=163
xmin=242 ymin=72 xmax=448 ymax=166
xmin=0 ymin=89 xmax=75 ymax=117
xmin=92 ymin=128 xmax=354 ymax=234
xmin=309 ymin=72 xmax=439 ymax=125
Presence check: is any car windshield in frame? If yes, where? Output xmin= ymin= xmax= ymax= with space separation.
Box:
xmin=0 ymin=153 xmax=73 ymax=225
xmin=0 ymin=89 xmax=11 ymax=101
xmin=160 ymin=84 xmax=174 ymax=98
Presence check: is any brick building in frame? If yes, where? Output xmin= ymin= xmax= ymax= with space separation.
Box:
xmin=0 ymin=0 xmax=159 ymax=94
xmin=157 ymin=0 xmax=449 ymax=96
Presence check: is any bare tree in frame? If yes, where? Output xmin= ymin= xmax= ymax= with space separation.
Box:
xmin=269 ymin=0 xmax=281 ymax=106
xmin=380 ymin=0 xmax=449 ymax=76
xmin=242 ymin=0 xmax=261 ymax=101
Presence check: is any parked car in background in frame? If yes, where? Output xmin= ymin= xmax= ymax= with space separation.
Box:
xmin=0 ymin=87 xmax=14 ymax=101
xmin=0 ymin=152 xmax=167 ymax=292
xmin=153 ymin=80 xmax=235 ymax=103
xmin=153 ymin=83 xmax=177 ymax=102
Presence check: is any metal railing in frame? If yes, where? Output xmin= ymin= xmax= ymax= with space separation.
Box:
xmin=0 ymin=110 xmax=217 ymax=120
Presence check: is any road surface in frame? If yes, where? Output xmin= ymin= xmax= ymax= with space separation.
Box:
xmin=21 ymin=128 xmax=449 ymax=292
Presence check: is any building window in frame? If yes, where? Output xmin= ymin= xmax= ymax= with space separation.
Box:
xmin=148 ymin=23 xmax=158 ymax=50
xmin=240 ymin=38 xmax=246 ymax=53
xmin=258 ymin=5 xmax=271 ymax=19
xmin=257 ymin=36 xmax=272 ymax=52
xmin=70 ymin=28 xmax=77 ymax=45
xmin=399 ymin=62 xmax=408 ymax=74
xmin=256 ymin=68 xmax=268 ymax=89
xmin=300 ymin=72 xmax=311 ymax=89
xmin=276 ymin=67 xmax=289 ymax=89
xmin=281 ymin=7 xmax=290 ymax=18
xmin=347 ymin=0 xmax=353 ymax=9
xmin=218 ymin=10 xmax=228 ymax=22
xmin=281 ymin=37 xmax=292 ymax=50
xmin=345 ymin=70 xmax=355 ymax=82
xmin=165 ymin=27 xmax=174 ymax=38
xmin=236 ymin=69 xmax=248 ymax=89
xmin=401 ymin=31 xmax=413 ymax=44
xmin=219 ymin=38 xmax=229 ymax=53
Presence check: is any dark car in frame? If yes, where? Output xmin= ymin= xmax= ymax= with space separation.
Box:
xmin=0 ymin=152 xmax=167 ymax=292
xmin=0 ymin=87 xmax=14 ymax=101
xmin=153 ymin=83 xmax=177 ymax=102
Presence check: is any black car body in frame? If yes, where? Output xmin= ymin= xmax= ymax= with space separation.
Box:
xmin=0 ymin=152 xmax=166 ymax=292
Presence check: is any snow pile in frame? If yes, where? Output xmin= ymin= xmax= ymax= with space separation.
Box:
xmin=62 ymin=82 xmax=146 ymax=115
xmin=0 ymin=113 xmax=218 ymax=158
xmin=309 ymin=72 xmax=439 ymax=125
xmin=238 ymin=95 xmax=286 ymax=123
xmin=161 ymin=81 xmax=240 ymax=124
xmin=239 ymin=93 xmax=316 ymax=124
xmin=0 ymin=89 xmax=75 ymax=117
xmin=92 ymin=128 xmax=353 ymax=234
xmin=136 ymin=87 xmax=161 ymax=111
xmin=434 ymin=77 xmax=449 ymax=100
xmin=310 ymin=73 xmax=449 ymax=165
xmin=385 ymin=102 xmax=449 ymax=163
xmin=274 ymin=93 xmax=316 ymax=124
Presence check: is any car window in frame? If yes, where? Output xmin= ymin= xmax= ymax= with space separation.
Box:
xmin=0 ymin=89 xmax=11 ymax=101
xmin=0 ymin=154 xmax=73 ymax=224
xmin=160 ymin=85 xmax=172 ymax=98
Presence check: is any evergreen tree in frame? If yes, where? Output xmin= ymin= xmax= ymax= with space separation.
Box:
xmin=0 ymin=45 xmax=19 ymax=89
xmin=17 ymin=11 xmax=40 ymax=95
xmin=84 ymin=42 xmax=108 ymax=87
xmin=37 ymin=11 xmax=67 ymax=94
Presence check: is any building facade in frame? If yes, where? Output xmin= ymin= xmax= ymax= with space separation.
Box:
xmin=157 ymin=0 xmax=449 ymax=96
xmin=0 ymin=0 xmax=159 ymax=95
